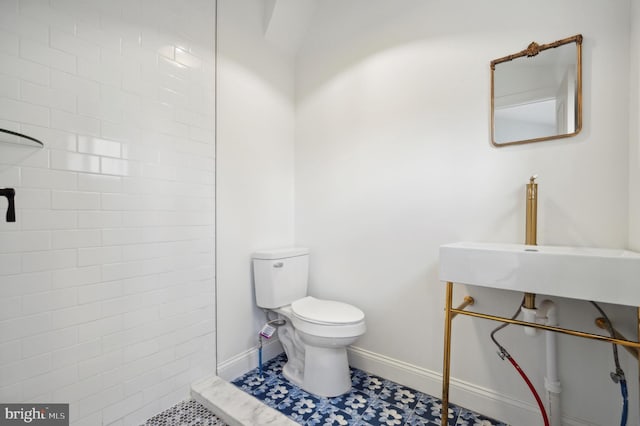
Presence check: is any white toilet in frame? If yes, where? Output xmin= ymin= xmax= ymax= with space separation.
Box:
xmin=252 ymin=247 xmax=366 ymax=397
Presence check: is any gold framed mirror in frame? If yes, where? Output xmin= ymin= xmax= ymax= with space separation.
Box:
xmin=491 ymin=34 xmax=583 ymax=147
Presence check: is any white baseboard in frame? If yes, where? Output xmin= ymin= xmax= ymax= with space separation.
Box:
xmin=217 ymin=338 xmax=283 ymax=382
xmin=347 ymin=346 xmax=592 ymax=426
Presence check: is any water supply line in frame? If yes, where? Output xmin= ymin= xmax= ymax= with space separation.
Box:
xmin=595 ymin=318 xmax=639 ymax=360
xmin=591 ymin=302 xmax=628 ymax=426
xmin=490 ymin=298 xmax=550 ymax=426
xmin=258 ymin=317 xmax=286 ymax=377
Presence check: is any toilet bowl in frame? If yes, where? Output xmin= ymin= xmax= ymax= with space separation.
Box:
xmin=274 ymin=296 xmax=365 ymax=397
xmin=252 ymin=248 xmax=366 ymax=397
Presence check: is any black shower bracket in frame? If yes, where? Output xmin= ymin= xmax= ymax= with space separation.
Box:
xmin=0 ymin=128 xmax=44 ymax=148
xmin=0 ymin=188 xmax=16 ymax=222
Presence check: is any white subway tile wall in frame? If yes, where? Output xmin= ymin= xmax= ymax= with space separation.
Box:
xmin=0 ymin=0 xmax=216 ymax=425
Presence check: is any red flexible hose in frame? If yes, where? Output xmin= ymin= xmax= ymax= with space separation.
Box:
xmin=506 ymin=354 xmax=550 ymax=426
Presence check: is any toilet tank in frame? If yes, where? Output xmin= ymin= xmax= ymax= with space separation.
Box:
xmin=252 ymin=248 xmax=309 ymax=309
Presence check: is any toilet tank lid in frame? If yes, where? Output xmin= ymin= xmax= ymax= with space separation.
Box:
xmin=252 ymin=247 xmax=309 ymax=260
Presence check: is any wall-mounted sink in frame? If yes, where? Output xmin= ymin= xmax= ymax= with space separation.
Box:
xmin=440 ymin=242 xmax=640 ymax=307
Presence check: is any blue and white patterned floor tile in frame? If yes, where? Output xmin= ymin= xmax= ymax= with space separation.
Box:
xmin=232 ymin=354 xmax=509 ymax=426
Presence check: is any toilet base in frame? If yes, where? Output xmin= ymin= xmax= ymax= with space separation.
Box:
xmin=282 ymin=361 xmax=304 ymax=388
xmin=302 ymin=345 xmax=351 ymax=397
xmin=280 ymin=339 xmax=352 ymax=397
xmin=272 ymin=308 xmax=361 ymax=398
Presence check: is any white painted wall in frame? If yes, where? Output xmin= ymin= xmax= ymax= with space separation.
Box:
xmin=0 ymin=1 xmax=215 ymax=424
xmin=216 ymin=0 xmax=295 ymax=378
xmin=295 ymin=1 xmax=634 ymax=424
xmin=630 ymin=0 xmax=640 ymax=251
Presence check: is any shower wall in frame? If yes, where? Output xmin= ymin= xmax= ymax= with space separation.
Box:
xmin=0 ymin=1 xmax=215 ymax=425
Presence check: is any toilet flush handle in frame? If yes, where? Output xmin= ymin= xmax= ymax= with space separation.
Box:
xmin=273 ymin=262 xmax=284 ymax=268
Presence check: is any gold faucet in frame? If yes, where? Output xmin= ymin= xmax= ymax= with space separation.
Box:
xmin=526 ymin=175 xmax=538 ymax=246
xmin=524 ymin=175 xmax=538 ymax=309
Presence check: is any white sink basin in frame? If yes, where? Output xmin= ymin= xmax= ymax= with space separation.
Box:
xmin=440 ymin=242 xmax=640 ymax=306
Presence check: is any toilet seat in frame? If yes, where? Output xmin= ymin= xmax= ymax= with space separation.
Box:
xmin=292 ymin=296 xmax=364 ymax=325
xmin=289 ymin=296 xmax=366 ymax=338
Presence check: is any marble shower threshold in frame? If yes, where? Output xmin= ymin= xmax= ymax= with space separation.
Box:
xmin=192 ymin=375 xmax=298 ymax=426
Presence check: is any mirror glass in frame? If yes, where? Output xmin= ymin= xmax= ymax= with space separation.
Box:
xmin=491 ymin=35 xmax=582 ymax=147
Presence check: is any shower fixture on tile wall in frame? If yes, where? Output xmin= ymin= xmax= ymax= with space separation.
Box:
xmin=0 ymin=127 xmax=45 ymax=148
xmin=0 ymin=128 xmax=45 ymax=223
xmin=0 ymin=188 xmax=15 ymax=222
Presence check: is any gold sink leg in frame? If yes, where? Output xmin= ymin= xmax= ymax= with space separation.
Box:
xmin=441 ymin=281 xmax=453 ymax=426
